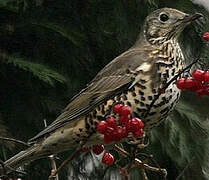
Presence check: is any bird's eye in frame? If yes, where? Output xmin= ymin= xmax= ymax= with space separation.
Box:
xmin=159 ymin=13 xmax=169 ymax=22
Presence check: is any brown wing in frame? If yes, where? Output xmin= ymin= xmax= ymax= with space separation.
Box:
xmin=29 ymin=48 xmax=149 ymax=142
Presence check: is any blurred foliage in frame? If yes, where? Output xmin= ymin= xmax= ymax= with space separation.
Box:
xmin=0 ymin=0 xmax=209 ymax=179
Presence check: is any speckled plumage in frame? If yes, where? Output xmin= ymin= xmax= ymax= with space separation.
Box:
xmin=2 ymin=8 xmax=203 ymax=173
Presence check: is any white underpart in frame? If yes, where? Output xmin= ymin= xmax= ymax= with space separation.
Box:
xmin=136 ymin=62 xmax=152 ymax=72
xmin=129 ymin=62 xmax=151 ymax=88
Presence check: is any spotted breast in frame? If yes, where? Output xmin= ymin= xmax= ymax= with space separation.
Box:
xmin=86 ymin=38 xmax=184 ymax=133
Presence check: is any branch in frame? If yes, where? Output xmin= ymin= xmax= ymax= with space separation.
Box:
xmin=113 ymin=145 xmax=167 ymax=176
xmin=0 ymin=136 xmax=29 ymax=147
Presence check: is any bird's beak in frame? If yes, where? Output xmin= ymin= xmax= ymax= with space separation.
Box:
xmin=183 ymin=13 xmax=203 ymax=23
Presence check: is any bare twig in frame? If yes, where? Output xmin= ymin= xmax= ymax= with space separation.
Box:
xmin=136 ymin=152 xmax=167 ymax=178
xmin=135 ymin=158 xmax=167 ymax=175
xmin=113 ymin=145 xmax=167 ymax=176
xmin=0 ymin=136 xmax=29 ymax=147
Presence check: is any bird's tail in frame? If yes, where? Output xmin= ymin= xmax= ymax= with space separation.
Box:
xmin=1 ymin=144 xmax=51 ymax=175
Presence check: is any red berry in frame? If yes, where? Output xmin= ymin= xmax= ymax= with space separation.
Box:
xmin=138 ymin=119 xmax=144 ymax=128
xmin=93 ymin=145 xmax=104 ymax=155
xmin=105 ymin=126 xmax=114 ymax=134
xmin=119 ymin=115 xmax=130 ymax=125
xmin=106 ymin=117 xmax=117 ymax=129
xmin=134 ymin=129 xmax=144 ymax=138
xmin=203 ymin=71 xmax=209 ymax=82
xmin=125 ymin=120 xmax=131 ymax=133
xmin=113 ymin=126 xmax=124 ymax=141
xmin=184 ymin=77 xmax=198 ymax=91
xmin=195 ymin=80 xmax=203 ymax=90
xmin=121 ymin=126 xmax=128 ymax=138
xmin=102 ymin=152 xmax=114 ymax=165
xmin=104 ymin=134 xmax=112 ymax=144
xmin=128 ymin=118 xmax=143 ymax=133
xmin=97 ymin=121 xmax=107 ymax=134
xmin=176 ymin=78 xmax=186 ymax=90
xmin=120 ymin=105 xmax=131 ymax=116
xmin=203 ymin=32 xmax=209 ymax=41
xmin=81 ymin=147 xmax=90 ymax=152
xmin=192 ymin=69 xmax=205 ymax=81
xmin=197 ymin=85 xmax=209 ymax=97
xmin=104 ymin=127 xmax=114 ymax=143
xmin=113 ymin=104 xmax=124 ymax=114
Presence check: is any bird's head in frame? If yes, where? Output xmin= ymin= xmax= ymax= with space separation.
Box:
xmin=143 ymin=8 xmax=203 ymax=44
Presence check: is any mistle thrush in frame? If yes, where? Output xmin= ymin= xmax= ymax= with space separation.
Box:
xmin=2 ymin=8 xmax=202 ymax=172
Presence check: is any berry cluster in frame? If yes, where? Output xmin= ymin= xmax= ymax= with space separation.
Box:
xmin=176 ymin=69 xmax=209 ymax=96
xmin=97 ymin=104 xmax=144 ymax=144
xmin=81 ymin=145 xmax=115 ymax=165
xmin=82 ymin=104 xmax=144 ymax=166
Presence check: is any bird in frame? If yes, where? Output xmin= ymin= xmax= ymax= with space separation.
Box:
xmin=1 ymin=8 xmax=202 ymax=174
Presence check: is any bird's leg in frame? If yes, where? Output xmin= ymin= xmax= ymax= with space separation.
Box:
xmin=49 ymin=146 xmax=81 ymax=180
xmin=141 ymin=168 xmax=149 ymax=180
xmin=48 ymin=155 xmax=59 ymax=180
xmin=49 ymin=138 xmax=89 ymax=180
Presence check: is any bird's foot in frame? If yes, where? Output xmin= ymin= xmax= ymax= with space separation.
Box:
xmin=48 ymin=169 xmax=57 ymax=180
